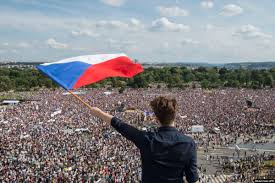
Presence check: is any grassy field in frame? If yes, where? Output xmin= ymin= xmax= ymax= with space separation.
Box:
xmin=0 ymin=91 xmax=28 ymax=101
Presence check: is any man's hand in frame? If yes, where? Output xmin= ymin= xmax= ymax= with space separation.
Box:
xmin=90 ymin=107 xmax=113 ymax=124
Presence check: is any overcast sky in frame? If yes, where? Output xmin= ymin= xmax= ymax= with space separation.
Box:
xmin=0 ymin=0 xmax=275 ymax=63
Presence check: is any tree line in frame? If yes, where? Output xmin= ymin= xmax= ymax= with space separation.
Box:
xmin=0 ymin=66 xmax=274 ymax=92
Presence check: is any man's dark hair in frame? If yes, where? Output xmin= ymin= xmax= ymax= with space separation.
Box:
xmin=150 ymin=96 xmax=177 ymax=126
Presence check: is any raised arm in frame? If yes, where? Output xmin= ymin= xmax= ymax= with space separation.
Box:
xmin=90 ymin=107 xmax=114 ymax=124
xmin=90 ymin=107 xmax=146 ymax=148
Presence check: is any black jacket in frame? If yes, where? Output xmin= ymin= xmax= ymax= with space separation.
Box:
xmin=111 ymin=117 xmax=199 ymax=183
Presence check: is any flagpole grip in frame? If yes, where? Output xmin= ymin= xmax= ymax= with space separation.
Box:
xmin=67 ymin=90 xmax=94 ymax=111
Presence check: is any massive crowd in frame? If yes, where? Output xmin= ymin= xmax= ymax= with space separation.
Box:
xmin=221 ymin=153 xmax=274 ymax=183
xmin=0 ymin=88 xmax=274 ymax=182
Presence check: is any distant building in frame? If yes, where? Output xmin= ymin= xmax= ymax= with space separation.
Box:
xmin=0 ymin=62 xmax=43 ymax=68
xmin=1 ymin=100 xmax=20 ymax=105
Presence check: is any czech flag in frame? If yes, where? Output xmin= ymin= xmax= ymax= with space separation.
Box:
xmin=37 ymin=53 xmax=144 ymax=90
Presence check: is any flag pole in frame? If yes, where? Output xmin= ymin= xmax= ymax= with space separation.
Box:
xmin=67 ymin=90 xmax=94 ymax=111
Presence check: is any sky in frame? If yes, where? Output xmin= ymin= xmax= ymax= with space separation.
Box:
xmin=0 ymin=0 xmax=275 ymax=63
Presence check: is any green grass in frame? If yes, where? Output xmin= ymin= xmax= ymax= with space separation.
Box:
xmin=0 ymin=92 xmax=25 ymax=101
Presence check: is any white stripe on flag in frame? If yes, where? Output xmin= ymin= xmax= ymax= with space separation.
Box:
xmin=42 ymin=53 xmax=127 ymax=66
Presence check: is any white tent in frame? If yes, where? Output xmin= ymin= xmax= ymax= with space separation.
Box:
xmin=51 ymin=109 xmax=62 ymax=117
xmin=20 ymin=134 xmax=31 ymax=139
xmin=75 ymin=128 xmax=90 ymax=133
xmin=191 ymin=125 xmax=204 ymax=133
xmin=1 ymin=100 xmax=20 ymax=105
xmin=63 ymin=129 xmax=74 ymax=134
xmin=180 ymin=115 xmax=187 ymax=119
xmin=213 ymin=127 xmax=220 ymax=133
xmin=0 ymin=120 xmax=9 ymax=124
xmin=104 ymin=91 xmax=112 ymax=95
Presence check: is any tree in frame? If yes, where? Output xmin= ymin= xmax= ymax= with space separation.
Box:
xmin=207 ymin=68 xmax=219 ymax=83
xmin=236 ymin=69 xmax=246 ymax=86
xmin=0 ymin=76 xmax=13 ymax=92
xmin=0 ymin=66 xmax=273 ymax=91
xmin=219 ymin=67 xmax=227 ymax=74
xmin=263 ymin=72 xmax=273 ymax=87
xmin=127 ymin=74 xmax=149 ymax=88
xmin=167 ymin=75 xmax=181 ymax=86
xmin=197 ymin=66 xmax=207 ymax=73
xmin=182 ymin=70 xmax=194 ymax=82
xmin=225 ymin=80 xmax=240 ymax=88
xmin=201 ymin=79 xmax=210 ymax=89
xmin=119 ymin=87 xmax=125 ymax=94
xmin=0 ymin=68 xmax=10 ymax=77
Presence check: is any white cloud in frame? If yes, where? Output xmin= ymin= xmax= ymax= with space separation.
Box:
xmin=96 ymin=20 xmax=128 ymax=29
xmin=0 ymin=50 xmax=6 ymax=54
xmin=106 ymin=38 xmax=138 ymax=52
xmin=45 ymin=38 xmax=68 ymax=49
xmin=181 ymin=38 xmax=199 ymax=46
xmin=151 ymin=17 xmax=190 ymax=32
xmin=17 ymin=42 xmax=31 ymax=48
xmin=0 ymin=42 xmax=31 ymax=50
xmin=162 ymin=42 xmax=169 ymax=48
xmin=158 ymin=6 xmax=189 ymax=17
xmin=129 ymin=18 xmax=145 ymax=31
xmin=201 ymin=1 xmax=214 ymax=9
xmin=71 ymin=30 xmax=99 ymax=37
xmin=205 ymin=24 xmax=215 ymax=31
xmin=96 ymin=19 xmax=144 ymax=31
xmin=221 ymin=4 xmax=243 ymax=16
xmin=0 ymin=43 xmax=8 ymax=50
xmin=130 ymin=18 xmax=140 ymax=26
xmin=233 ymin=25 xmax=272 ymax=40
xmin=0 ymin=10 xmax=92 ymax=32
xmin=100 ymin=0 xmax=126 ymax=7
xmin=1 ymin=3 xmax=274 ymax=63
xmin=11 ymin=49 xmax=18 ymax=53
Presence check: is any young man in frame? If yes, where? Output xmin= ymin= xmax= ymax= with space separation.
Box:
xmin=90 ymin=96 xmax=198 ymax=183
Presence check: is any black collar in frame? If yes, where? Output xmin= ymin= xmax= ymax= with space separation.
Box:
xmin=158 ymin=126 xmax=178 ymax=131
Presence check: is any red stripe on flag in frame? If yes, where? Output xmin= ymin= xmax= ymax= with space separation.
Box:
xmin=73 ymin=56 xmax=143 ymax=89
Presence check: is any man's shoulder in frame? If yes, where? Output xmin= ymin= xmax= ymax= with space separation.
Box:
xmin=178 ymin=133 xmax=195 ymax=144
